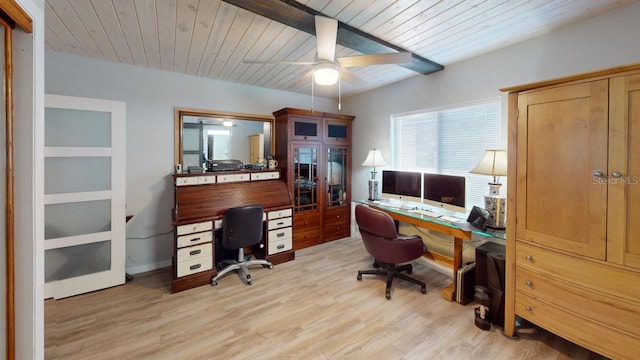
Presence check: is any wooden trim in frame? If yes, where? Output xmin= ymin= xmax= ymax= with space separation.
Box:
xmin=500 ymin=62 xmax=640 ymax=93
xmin=1 ymin=15 xmax=15 ymax=360
xmin=0 ymin=0 xmax=32 ymax=33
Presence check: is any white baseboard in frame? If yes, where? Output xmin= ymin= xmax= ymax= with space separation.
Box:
xmin=126 ymin=259 xmax=172 ymax=275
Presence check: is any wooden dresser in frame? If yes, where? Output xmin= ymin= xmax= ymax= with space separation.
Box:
xmin=502 ymin=64 xmax=640 ymax=359
xmin=273 ymin=108 xmax=355 ymax=250
xmin=171 ymin=170 xmax=293 ymax=293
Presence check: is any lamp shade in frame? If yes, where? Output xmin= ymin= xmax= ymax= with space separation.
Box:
xmin=470 ymin=149 xmax=507 ymax=176
xmin=361 ymin=149 xmax=388 ymax=168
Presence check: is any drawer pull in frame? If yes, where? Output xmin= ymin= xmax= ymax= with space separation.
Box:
xmin=525 ymin=255 xmax=533 ymax=261
xmin=277 ymin=244 xmax=285 ymax=249
xmin=189 ymin=249 xmax=201 ymax=256
xmin=336 ymin=215 xmax=340 ymax=219
xmin=189 ymin=264 xmax=201 ymax=270
xmin=190 ymin=237 xmax=201 ymax=242
xmin=525 ymin=280 xmax=533 ymax=287
xmin=525 ymin=305 xmax=532 ymax=312
xmin=277 ymin=232 xmax=285 ymax=237
xmin=277 ymin=221 xmax=285 ymax=226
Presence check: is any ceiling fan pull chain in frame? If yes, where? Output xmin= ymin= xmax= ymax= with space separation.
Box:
xmin=338 ymin=76 xmax=342 ymax=110
xmin=311 ymin=73 xmax=315 ymax=113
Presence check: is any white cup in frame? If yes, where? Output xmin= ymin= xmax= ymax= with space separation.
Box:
xmin=268 ymin=159 xmax=278 ymax=169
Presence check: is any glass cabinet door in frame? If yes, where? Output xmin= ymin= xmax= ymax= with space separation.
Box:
xmin=326 ymin=146 xmax=349 ymax=207
xmin=292 ymin=144 xmax=320 ymax=212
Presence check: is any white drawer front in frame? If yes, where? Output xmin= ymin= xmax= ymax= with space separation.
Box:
xmin=176 ymin=177 xmax=198 ymax=186
xmin=177 ymin=243 xmax=212 ymax=262
xmin=235 ymin=173 xmax=250 ymax=181
xmin=177 ymin=231 xmax=213 ymax=248
xmin=251 ymin=171 xmax=279 ymax=181
xmin=196 ymin=175 xmax=216 ymax=184
xmin=268 ymin=227 xmax=292 ymax=242
xmin=267 ymin=208 xmax=292 ymax=220
xmin=176 ymin=221 xmax=212 ymax=236
xmin=268 ymin=237 xmax=292 ymax=255
xmin=216 ymin=174 xmax=238 ymax=183
xmin=268 ymin=217 xmax=292 ymax=230
xmin=177 ymin=256 xmax=213 ymax=277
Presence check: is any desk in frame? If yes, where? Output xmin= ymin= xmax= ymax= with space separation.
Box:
xmin=171 ymin=171 xmax=293 ymax=293
xmin=356 ymin=200 xmax=496 ymax=302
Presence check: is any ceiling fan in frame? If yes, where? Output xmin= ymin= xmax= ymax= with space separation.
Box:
xmin=244 ymin=15 xmax=412 ymax=86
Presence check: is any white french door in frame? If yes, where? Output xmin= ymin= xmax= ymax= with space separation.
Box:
xmin=44 ymin=94 xmax=126 ymax=299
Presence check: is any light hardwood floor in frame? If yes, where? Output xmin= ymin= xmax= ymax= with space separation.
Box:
xmin=45 ymin=236 xmax=608 ymax=360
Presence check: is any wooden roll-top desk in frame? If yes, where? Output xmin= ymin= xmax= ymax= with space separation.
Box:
xmin=171 ymin=170 xmax=293 ymax=293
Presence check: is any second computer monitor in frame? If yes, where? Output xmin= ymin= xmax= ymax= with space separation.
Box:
xmin=423 ymin=173 xmax=466 ymax=213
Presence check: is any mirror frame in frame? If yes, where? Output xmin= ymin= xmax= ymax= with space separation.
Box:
xmin=174 ymin=107 xmax=275 ymax=170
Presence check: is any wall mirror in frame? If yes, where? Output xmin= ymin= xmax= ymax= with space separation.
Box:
xmin=174 ymin=107 xmax=274 ymax=171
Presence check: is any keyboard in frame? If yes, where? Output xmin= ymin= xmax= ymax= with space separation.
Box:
xmin=412 ymin=209 xmax=442 ymax=218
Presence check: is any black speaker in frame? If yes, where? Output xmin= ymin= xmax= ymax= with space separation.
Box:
xmin=475 ymin=241 xmax=505 ymax=288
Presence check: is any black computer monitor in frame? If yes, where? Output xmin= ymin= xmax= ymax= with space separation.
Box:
xmin=422 ymin=173 xmax=466 ymax=213
xmin=381 ymin=170 xmax=422 ymax=203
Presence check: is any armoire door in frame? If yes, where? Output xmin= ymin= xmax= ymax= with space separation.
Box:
xmin=44 ymin=94 xmax=126 ymax=299
xmin=608 ymin=74 xmax=640 ymax=269
xmin=516 ymin=80 xmax=608 ymax=259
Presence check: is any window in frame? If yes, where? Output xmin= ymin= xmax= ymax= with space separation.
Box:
xmin=391 ymin=99 xmax=502 ymax=210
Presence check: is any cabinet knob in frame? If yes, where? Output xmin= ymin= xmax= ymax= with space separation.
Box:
xmin=525 ymin=280 xmax=533 ymax=287
xmin=525 ymin=255 xmax=533 ymax=261
xmin=525 ymin=305 xmax=532 ymax=312
xmin=593 ymin=170 xmax=604 ymax=178
xmin=612 ymin=171 xmax=622 ymax=178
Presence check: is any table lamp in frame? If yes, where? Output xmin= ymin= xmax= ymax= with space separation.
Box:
xmin=362 ymin=149 xmax=388 ymax=201
xmin=470 ymin=149 xmax=507 ymax=229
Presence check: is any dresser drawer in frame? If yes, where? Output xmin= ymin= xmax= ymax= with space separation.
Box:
xmin=323 ymin=219 xmax=350 ymax=242
xmin=176 ymin=221 xmax=212 ymax=236
xmin=268 ymin=227 xmax=292 ymax=242
xmin=177 ymin=230 xmax=213 ymax=248
xmin=268 ymin=236 xmax=293 ymax=255
xmin=251 ymin=171 xmax=279 ymax=180
xmin=268 ymin=208 xmax=292 ymax=220
xmin=516 ymin=266 xmax=640 ymax=336
xmin=177 ymin=243 xmax=213 ymax=263
xmin=515 ymin=292 xmax=640 ymax=360
xmin=268 ymin=217 xmax=292 ymax=230
xmin=196 ymin=175 xmax=216 ymax=185
xmin=324 ymin=206 xmax=349 ymax=224
xmin=293 ymin=227 xmax=322 ymax=250
xmin=516 ymin=240 xmax=640 ymax=302
xmin=176 ymin=256 xmax=213 ymax=277
xmin=293 ymin=213 xmax=319 ymax=231
xmin=176 ymin=177 xmax=198 ymax=186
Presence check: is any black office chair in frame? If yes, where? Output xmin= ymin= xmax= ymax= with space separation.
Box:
xmin=211 ymin=205 xmax=273 ymax=286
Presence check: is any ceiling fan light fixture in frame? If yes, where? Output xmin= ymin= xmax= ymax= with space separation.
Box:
xmin=313 ymin=63 xmax=339 ymax=85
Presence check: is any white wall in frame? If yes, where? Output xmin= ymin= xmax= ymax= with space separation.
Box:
xmin=345 ymin=1 xmax=640 ymax=202
xmin=44 ymin=51 xmax=337 ymax=274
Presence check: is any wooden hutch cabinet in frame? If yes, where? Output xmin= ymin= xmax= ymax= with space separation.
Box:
xmin=273 ymin=108 xmax=355 ymax=250
xmin=502 ymin=64 xmax=640 ymax=359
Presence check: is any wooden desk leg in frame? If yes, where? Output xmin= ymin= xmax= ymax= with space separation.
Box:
xmin=442 ymin=236 xmax=463 ymax=302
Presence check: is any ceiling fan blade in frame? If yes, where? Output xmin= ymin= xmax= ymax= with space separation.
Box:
xmin=243 ymin=59 xmax=318 ymax=65
xmin=337 ymin=52 xmax=412 ymax=68
xmin=339 ymin=67 xmax=365 ymax=86
xmin=315 ymin=16 xmax=337 ymax=62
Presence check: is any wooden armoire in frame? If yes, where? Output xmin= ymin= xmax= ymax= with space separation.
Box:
xmin=273 ymin=108 xmax=355 ymax=250
xmin=502 ymin=64 xmax=640 ymax=359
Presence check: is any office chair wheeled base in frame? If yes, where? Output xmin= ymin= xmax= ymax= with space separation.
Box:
xmin=211 ymin=249 xmax=273 ymax=286
xmin=357 ymin=262 xmax=427 ymax=300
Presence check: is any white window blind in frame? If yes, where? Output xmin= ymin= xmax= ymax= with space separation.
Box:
xmin=391 ymin=99 xmax=502 ymax=210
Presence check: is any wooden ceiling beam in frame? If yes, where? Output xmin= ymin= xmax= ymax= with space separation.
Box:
xmin=222 ymin=0 xmax=444 ymax=75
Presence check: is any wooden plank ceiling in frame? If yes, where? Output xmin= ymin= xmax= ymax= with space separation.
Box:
xmin=45 ymin=0 xmax=636 ymax=98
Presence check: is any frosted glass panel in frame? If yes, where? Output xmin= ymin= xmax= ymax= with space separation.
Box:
xmin=45 ymin=157 xmax=111 ymax=194
xmin=183 ymin=127 xmax=200 ymax=151
xmin=45 ymin=200 xmax=111 ymax=239
xmin=45 ymin=241 xmax=111 ymax=282
xmin=45 ymin=108 xmax=111 ymax=147
xmin=184 ymin=153 xmax=201 ymax=168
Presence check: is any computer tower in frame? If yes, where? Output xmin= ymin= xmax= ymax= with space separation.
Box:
xmin=456 ymin=262 xmax=476 ymax=304
xmin=475 ymin=241 xmax=505 ymax=288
